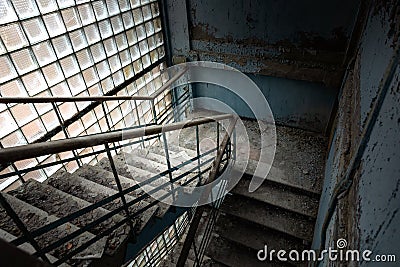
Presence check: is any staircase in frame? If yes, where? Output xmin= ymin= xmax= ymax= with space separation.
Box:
xmin=0 ymin=137 xmax=212 ymax=266
xmin=161 ymin=122 xmax=327 ymax=267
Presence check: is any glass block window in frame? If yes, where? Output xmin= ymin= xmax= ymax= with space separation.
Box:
xmin=0 ymin=0 xmax=168 ymax=190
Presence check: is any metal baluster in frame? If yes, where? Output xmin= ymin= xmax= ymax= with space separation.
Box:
xmin=162 ymin=133 xmax=177 ymax=209
xmin=104 ymin=144 xmax=135 ymax=233
xmin=195 ymin=126 xmax=202 ymax=184
xmin=0 ymin=194 xmax=51 ymax=264
xmin=133 ymin=100 xmax=145 ymax=149
xmin=52 ymin=103 xmax=82 ymax=168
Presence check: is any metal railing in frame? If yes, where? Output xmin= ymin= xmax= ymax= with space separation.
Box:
xmin=0 ymin=109 xmax=236 ymax=266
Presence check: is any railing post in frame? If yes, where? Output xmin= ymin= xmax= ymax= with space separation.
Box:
xmin=195 ymin=125 xmax=202 ymax=184
xmin=133 ymin=100 xmax=145 ymax=149
xmin=0 ymin=194 xmax=51 ymax=264
xmin=151 ymin=99 xmax=158 ymax=125
xmin=161 ymin=133 xmax=176 ymax=208
xmin=104 ymin=143 xmax=135 ymax=233
xmin=52 ymin=103 xmax=82 ymax=168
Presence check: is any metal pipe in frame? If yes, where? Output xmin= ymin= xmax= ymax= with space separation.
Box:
xmin=0 ymin=114 xmax=233 ymax=164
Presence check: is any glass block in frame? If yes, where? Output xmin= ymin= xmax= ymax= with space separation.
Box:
xmin=157 ymin=45 xmax=165 ymax=58
xmin=22 ymin=18 xmax=49 ymax=44
xmin=90 ymin=43 xmax=106 ymax=62
xmin=96 ymin=60 xmax=111 ymax=79
xmin=32 ymin=41 xmax=57 ymax=66
xmin=101 ymin=77 xmax=113 ymax=93
xmin=76 ymin=49 xmax=93 ymax=70
xmin=111 ymin=15 xmax=123 ymax=34
xmin=21 ymin=118 xmax=46 ymax=142
xmin=81 ymin=111 xmax=97 ymax=128
xmin=1 ymin=130 xmax=27 ymax=148
xmin=0 ymin=38 xmax=6 ymax=55
xmin=61 ymin=7 xmax=81 ymax=31
xmin=57 ymin=0 xmax=74 ymax=8
xmin=51 ymin=81 xmax=70 ymax=96
xmin=83 ymin=24 xmax=100 ymax=44
xmin=11 ymin=49 xmax=38 ymax=75
xmin=13 ymin=0 xmax=40 ymax=19
xmin=41 ymin=110 xmax=59 ymax=131
xmin=69 ymin=29 xmax=88 ymax=51
xmin=122 ymin=12 xmax=134 ymax=29
xmin=22 ymin=71 xmax=48 ymax=96
xmin=36 ymin=0 xmax=57 ymax=14
xmin=139 ymin=39 xmax=149 ymax=54
xmin=129 ymin=45 xmax=140 ymax=60
xmin=67 ymin=74 xmax=86 ymax=95
xmin=132 ymin=59 xmax=143 ymax=73
xmin=151 ymin=2 xmax=160 ymax=17
xmin=43 ymin=12 xmax=66 ymax=37
xmin=11 ymin=103 xmax=38 ymax=127
xmin=108 ymin=54 xmax=121 ymax=73
xmin=42 ymin=62 xmax=64 ymax=87
xmin=92 ymin=1 xmax=108 ymax=20
xmin=118 ymin=0 xmax=130 ymax=11
xmin=58 ymin=102 xmax=77 ymax=121
xmin=154 ymin=17 xmax=162 ymax=32
xmin=142 ymin=5 xmax=152 ymax=21
xmin=60 ymin=55 xmax=80 ymax=78
xmin=103 ymin=37 xmax=117 ymax=56
xmin=107 ymin=0 xmax=120 ymax=16
xmin=67 ymin=119 xmax=84 ymax=137
xmin=14 ymin=158 xmax=38 ymax=171
xmin=0 ymin=23 xmax=28 ymax=51
xmin=78 ymin=4 xmax=95 ymax=26
xmin=112 ymin=70 xmax=124 ymax=85
xmin=154 ymin=32 xmax=163 ymax=46
xmin=115 ymin=33 xmax=128 ymax=51
xmin=126 ymin=29 xmax=138 ymax=45
xmin=119 ymin=49 xmax=131 ymax=66
xmin=82 ymin=67 xmax=99 ymax=87
xmin=52 ymin=35 xmax=73 ymax=58
xmin=0 ymin=110 xmax=18 ymax=138
xmin=0 ymin=55 xmax=18 ymax=83
xmin=132 ymin=8 xmax=144 ymax=25
xmin=0 ymin=0 xmax=18 ymax=25
xmin=147 ymin=35 xmax=156 ymax=50
xmin=98 ymin=19 xmax=113 ymax=39
xmin=136 ymin=25 xmax=146 ymax=41
xmin=0 ymin=80 xmax=27 ymax=98
xmin=88 ymin=84 xmax=102 ymax=95
xmin=123 ymin=64 xmax=134 ymax=79
xmin=130 ymin=0 xmax=141 ymax=9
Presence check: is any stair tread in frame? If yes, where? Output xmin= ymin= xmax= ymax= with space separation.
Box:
xmin=8 ymin=180 xmax=129 ymax=255
xmin=231 ymin=178 xmax=319 ymax=218
xmin=207 ymin=235 xmax=292 ymax=267
xmin=0 ymin=193 xmax=106 ymax=261
xmin=83 ymin=163 xmax=170 ymax=217
xmin=46 ymin=170 xmax=158 ymax=232
xmin=220 ymin=195 xmax=315 ymax=242
xmin=215 ymin=213 xmax=308 ymax=266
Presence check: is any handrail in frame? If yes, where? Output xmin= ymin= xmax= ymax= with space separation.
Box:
xmin=0 ymin=67 xmax=188 ymax=104
xmin=177 ymin=115 xmax=238 ymax=266
xmin=0 ymin=114 xmax=233 ymax=164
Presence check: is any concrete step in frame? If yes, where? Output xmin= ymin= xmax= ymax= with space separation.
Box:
xmin=220 ymin=194 xmax=315 ymax=243
xmin=214 ymin=213 xmax=308 ymax=266
xmin=45 ymin=170 xmax=158 ymax=233
xmin=206 ymin=235 xmax=293 ymax=267
xmin=231 ymin=178 xmax=319 ymax=218
xmin=234 ymin=159 xmax=321 ymax=197
xmin=8 ymin=180 xmax=129 ymax=256
xmin=96 ymin=157 xmax=171 ymax=217
xmin=0 ymin=228 xmax=72 ymax=267
xmin=0 ymin=193 xmax=106 ymax=262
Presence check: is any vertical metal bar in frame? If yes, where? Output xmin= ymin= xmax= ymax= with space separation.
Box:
xmin=104 ymin=144 xmax=135 ymax=233
xmin=151 ymin=99 xmax=158 ymax=125
xmin=162 ymin=133 xmax=176 ymax=207
xmin=232 ymin=127 xmax=237 ymax=160
xmin=0 ymin=194 xmax=51 ymax=263
xmin=133 ymin=100 xmax=145 ymax=149
xmin=52 ymin=103 xmax=82 ymax=168
xmin=216 ymin=121 xmax=220 ymax=149
xmin=195 ymin=126 xmax=202 ymax=185
xmin=192 ymin=241 xmax=201 ymax=267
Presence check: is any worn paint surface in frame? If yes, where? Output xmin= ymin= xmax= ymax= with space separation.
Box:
xmin=313 ymin=1 xmax=400 ymax=265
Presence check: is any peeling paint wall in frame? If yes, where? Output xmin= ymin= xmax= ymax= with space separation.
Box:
xmin=165 ymin=0 xmax=360 ymax=132
xmin=313 ymin=1 xmax=400 ymax=265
